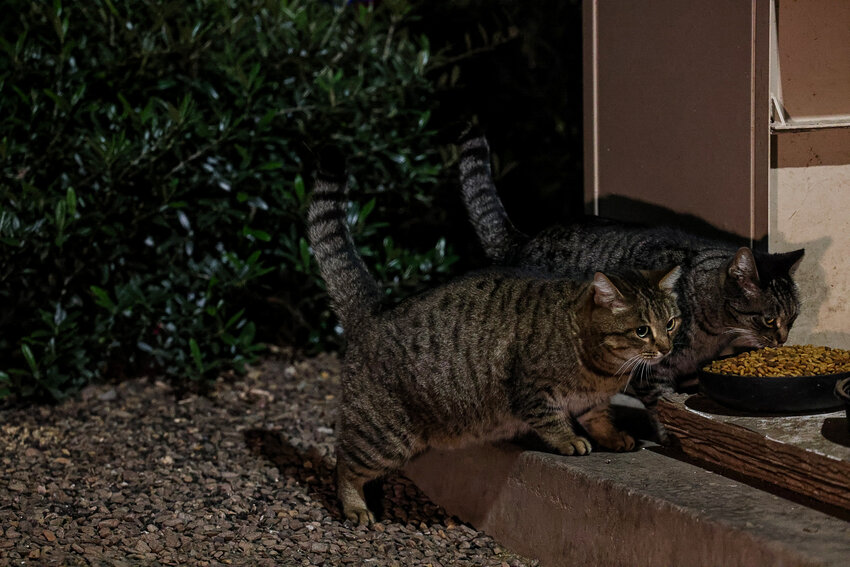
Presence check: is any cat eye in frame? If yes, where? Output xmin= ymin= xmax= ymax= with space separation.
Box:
xmin=635 ymin=326 xmax=650 ymax=338
xmin=666 ymin=318 xmax=677 ymax=332
xmin=763 ymin=317 xmax=777 ymax=327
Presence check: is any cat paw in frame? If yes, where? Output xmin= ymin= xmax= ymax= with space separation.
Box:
xmin=610 ymin=431 xmax=636 ymax=452
xmin=344 ymin=506 xmax=375 ymax=527
xmin=561 ymin=436 xmax=593 ymax=456
xmin=590 ymin=430 xmax=636 ymax=452
xmin=649 ymin=419 xmax=671 ymax=446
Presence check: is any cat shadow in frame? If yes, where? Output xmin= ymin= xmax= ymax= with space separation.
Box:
xmin=244 ymin=429 xmax=458 ymax=526
xmin=244 ymin=429 xmax=340 ymax=518
xmin=593 ymin=195 xmax=754 ymax=247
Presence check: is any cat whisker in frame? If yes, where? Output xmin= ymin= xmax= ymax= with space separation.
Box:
xmin=621 ymin=355 xmax=657 ymax=392
xmin=633 ymin=359 xmax=654 ymax=388
xmin=615 ymin=354 xmax=643 ymax=380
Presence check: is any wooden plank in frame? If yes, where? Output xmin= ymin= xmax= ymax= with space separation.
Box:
xmin=657 ymin=395 xmax=850 ymax=511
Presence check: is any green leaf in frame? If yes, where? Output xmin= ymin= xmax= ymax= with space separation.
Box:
xmin=65 ymin=187 xmax=77 ymax=217
xmin=238 ymin=321 xmax=256 ymax=345
xmin=21 ymin=344 xmax=39 ymax=377
xmin=260 ymin=161 xmax=283 ymax=171
xmin=224 ymin=309 xmax=245 ymax=330
xmin=242 ymin=227 xmax=271 ymax=242
xmin=189 ymin=338 xmax=204 ymax=373
xmin=293 ymin=175 xmax=306 ymax=204
xmin=299 ymin=237 xmax=311 ymax=272
xmin=54 ymin=200 xmax=66 ymax=231
xmin=0 ymin=371 xmax=12 ymax=397
xmin=90 ymin=286 xmax=116 ymax=313
xmin=359 ymin=198 xmax=376 ymax=224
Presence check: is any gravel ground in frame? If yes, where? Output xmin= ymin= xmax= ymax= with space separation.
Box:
xmin=0 ymin=350 xmax=537 ymax=566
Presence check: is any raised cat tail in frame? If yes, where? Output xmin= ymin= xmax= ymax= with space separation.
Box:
xmin=458 ymin=125 xmax=527 ymax=263
xmin=307 ymin=146 xmax=383 ymax=328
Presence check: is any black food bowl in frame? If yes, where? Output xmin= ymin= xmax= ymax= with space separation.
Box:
xmin=836 ymin=377 xmax=850 ymax=429
xmin=699 ymin=369 xmax=848 ymax=413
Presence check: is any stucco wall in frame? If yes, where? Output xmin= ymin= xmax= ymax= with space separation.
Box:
xmin=771 ymin=131 xmax=850 ymax=349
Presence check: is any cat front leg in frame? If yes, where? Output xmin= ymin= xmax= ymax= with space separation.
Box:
xmin=629 ymin=383 xmax=672 ymax=445
xmin=577 ymin=402 xmax=635 ymax=452
xmin=521 ymin=403 xmax=593 ymax=456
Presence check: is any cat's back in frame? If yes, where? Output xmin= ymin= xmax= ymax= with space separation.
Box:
xmin=518 ymin=217 xmax=733 ymax=276
xmin=348 ymin=268 xmax=580 ymax=369
xmin=386 ymin=267 xmax=575 ymax=329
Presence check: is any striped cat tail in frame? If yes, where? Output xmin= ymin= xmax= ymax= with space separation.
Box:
xmin=307 ymin=147 xmax=383 ymax=328
xmin=458 ymin=126 xmax=527 ymax=263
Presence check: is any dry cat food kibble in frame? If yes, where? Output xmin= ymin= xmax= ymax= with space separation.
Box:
xmin=704 ymin=345 xmax=850 ymax=377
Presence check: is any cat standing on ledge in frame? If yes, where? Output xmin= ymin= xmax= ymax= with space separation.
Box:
xmin=457 ymin=126 xmax=805 ymax=442
xmin=307 ymin=147 xmax=682 ymax=525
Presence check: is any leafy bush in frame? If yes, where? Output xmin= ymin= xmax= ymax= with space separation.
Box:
xmin=0 ymin=0 xmax=457 ymax=401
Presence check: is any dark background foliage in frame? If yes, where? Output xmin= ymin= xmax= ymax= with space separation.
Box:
xmin=0 ymin=0 xmax=582 ymax=401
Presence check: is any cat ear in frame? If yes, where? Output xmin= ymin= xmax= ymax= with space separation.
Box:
xmin=772 ymin=248 xmax=805 ymax=276
xmin=592 ymin=272 xmax=627 ymax=313
xmin=728 ymin=247 xmax=761 ymax=295
xmin=657 ymin=266 xmax=682 ymax=293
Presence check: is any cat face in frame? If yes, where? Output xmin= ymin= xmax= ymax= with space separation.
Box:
xmin=724 ymin=248 xmax=804 ymax=348
xmin=590 ymin=268 xmax=682 ymax=378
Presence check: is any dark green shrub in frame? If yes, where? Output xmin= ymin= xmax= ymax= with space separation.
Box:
xmin=0 ymin=0 xmax=457 ymax=401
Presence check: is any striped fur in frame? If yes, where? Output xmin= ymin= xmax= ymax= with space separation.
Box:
xmin=458 ymin=126 xmax=527 ymax=262
xmin=307 ymin=151 xmax=682 ymax=525
xmin=458 ymin=130 xmax=805 ymax=439
xmin=307 ymin=152 xmax=383 ymax=327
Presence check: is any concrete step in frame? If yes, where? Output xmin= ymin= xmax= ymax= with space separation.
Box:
xmin=404 ymin=443 xmax=850 ymax=567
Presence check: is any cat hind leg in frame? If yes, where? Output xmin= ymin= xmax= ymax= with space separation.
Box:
xmin=336 ymin=456 xmax=379 ymax=526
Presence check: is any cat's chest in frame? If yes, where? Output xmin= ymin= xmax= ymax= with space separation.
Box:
xmin=551 ymin=373 xmax=624 ymax=410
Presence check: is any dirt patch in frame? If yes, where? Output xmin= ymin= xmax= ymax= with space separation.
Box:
xmin=0 ymin=352 xmax=537 ymax=566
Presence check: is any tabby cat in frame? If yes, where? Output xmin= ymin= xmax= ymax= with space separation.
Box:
xmin=458 ymin=127 xmax=805 ymax=439
xmin=308 ymin=148 xmax=683 ymax=525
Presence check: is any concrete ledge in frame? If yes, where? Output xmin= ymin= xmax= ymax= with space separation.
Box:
xmin=404 ymin=444 xmax=850 ymax=567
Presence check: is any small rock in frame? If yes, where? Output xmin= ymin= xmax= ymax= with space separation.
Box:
xmin=98 ymin=388 xmax=118 ymax=401
xmin=42 ymin=529 xmax=57 ymax=542
xmin=165 ymin=533 xmax=181 ymax=549
xmin=135 ymin=540 xmax=151 ymax=553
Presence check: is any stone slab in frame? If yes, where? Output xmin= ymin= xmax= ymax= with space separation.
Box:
xmin=404 ymin=443 xmax=850 ymax=567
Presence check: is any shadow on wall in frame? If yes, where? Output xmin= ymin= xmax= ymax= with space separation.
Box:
xmin=593 ymin=195 xmax=754 ymax=248
xmin=769 ymin=233 xmax=850 ymax=349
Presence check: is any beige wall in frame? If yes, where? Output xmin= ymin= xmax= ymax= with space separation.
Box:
xmin=770 ymin=1 xmax=850 ymax=348
xmin=771 ymin=133 xmax=850 ymax=349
